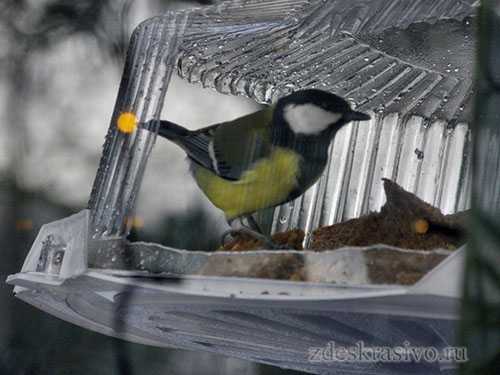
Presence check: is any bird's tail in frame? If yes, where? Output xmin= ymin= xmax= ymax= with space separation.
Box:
xmin=142 ymin=119 xmax=214 ymax=171
xmin=142 ymin=119 xmax=190 ymax=140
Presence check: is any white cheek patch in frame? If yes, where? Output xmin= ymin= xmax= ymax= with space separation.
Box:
xmin=284 ymin=104 xmax=342 ymax=135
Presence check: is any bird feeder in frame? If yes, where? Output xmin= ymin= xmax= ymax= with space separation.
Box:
xmin=8 ymin=1 xmax=481 ymax=374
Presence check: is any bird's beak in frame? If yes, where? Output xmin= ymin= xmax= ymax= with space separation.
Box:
xmin=344 ymin=110 xmax=371 ymax=122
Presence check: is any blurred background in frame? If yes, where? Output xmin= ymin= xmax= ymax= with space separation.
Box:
xmin=0 ymin=0 xmax=300 ymax=374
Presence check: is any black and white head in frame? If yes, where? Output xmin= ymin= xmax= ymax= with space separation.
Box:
xmin=275 ymin=89 xmax=371 ymax=137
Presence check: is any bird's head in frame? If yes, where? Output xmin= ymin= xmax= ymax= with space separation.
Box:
xmin=274 ymin=89 xmax=371 ymax=138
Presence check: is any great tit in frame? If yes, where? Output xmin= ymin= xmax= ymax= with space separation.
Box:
xmin=143 ymin=89 xmax=370 ymax=246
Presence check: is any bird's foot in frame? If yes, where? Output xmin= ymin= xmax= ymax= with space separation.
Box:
xmin=221 ymin=229 xmax=287 ymax=250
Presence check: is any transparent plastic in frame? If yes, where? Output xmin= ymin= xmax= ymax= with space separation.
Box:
xmin=88 ymin=0 xmax=476 ymax=244
xmin=7 ymin=1 xmax=484 ymax=373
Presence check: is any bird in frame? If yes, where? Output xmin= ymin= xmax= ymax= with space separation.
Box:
xmin=142 ymin=89 xmax=371 ymax=248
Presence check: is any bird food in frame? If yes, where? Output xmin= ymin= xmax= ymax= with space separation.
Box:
xmin=216 ymin=179 xmax=467 ymax=284
xmin=223 ymin=179 xmax=467 ymax=252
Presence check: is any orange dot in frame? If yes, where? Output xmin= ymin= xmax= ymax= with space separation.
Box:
xmin=117 ymin=112 xmax=137 ymax=134
xmin=132 ymin=216 xmax=144 ymax=229
xmin=126 ymin=216 xmax=144 ymax=229
xmin=414 ymin=219 xmax=429 ymax=234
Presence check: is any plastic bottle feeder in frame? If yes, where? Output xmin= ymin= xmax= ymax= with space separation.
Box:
xmin=8 ymin=1 xmax=479 ymax=374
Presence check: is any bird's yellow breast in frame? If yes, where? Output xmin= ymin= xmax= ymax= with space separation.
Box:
xmin=193 ymin=147 xmax=301 ymax=219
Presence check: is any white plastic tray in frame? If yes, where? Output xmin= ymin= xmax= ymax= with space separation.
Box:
xmin=7 ymin=210 xmax=465 ymax=374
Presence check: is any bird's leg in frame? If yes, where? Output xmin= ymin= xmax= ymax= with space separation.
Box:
xmin=220 ymin=218 xmax=239 ymax=247
xmin=221 ymin=228 xmax=278 ymax=249
xmin=221 ymin=215 xmax=286 ymax=250
xmin=245 ymin=215 xmax=264 ymax=234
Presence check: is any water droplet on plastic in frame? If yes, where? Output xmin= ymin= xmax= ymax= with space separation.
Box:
xmin=415 ymin=148 xmax=424 ymax=160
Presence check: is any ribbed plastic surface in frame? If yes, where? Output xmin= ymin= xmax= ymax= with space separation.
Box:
xmin=174 ymin=0 xmax=476 ymax=240
xmin=178 ymin=0 xmax=476 ymax=121
xmin=88 ymin=0 xmax=476 ymax=241
xmin=89 ymin=12 xmax=189 ymax=237
xmin=270 ymin=117 xmax=471 ymax=244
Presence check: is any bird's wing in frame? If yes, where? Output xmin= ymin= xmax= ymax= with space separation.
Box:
xmin=185 ymin=106 xmax=274 ymax=180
